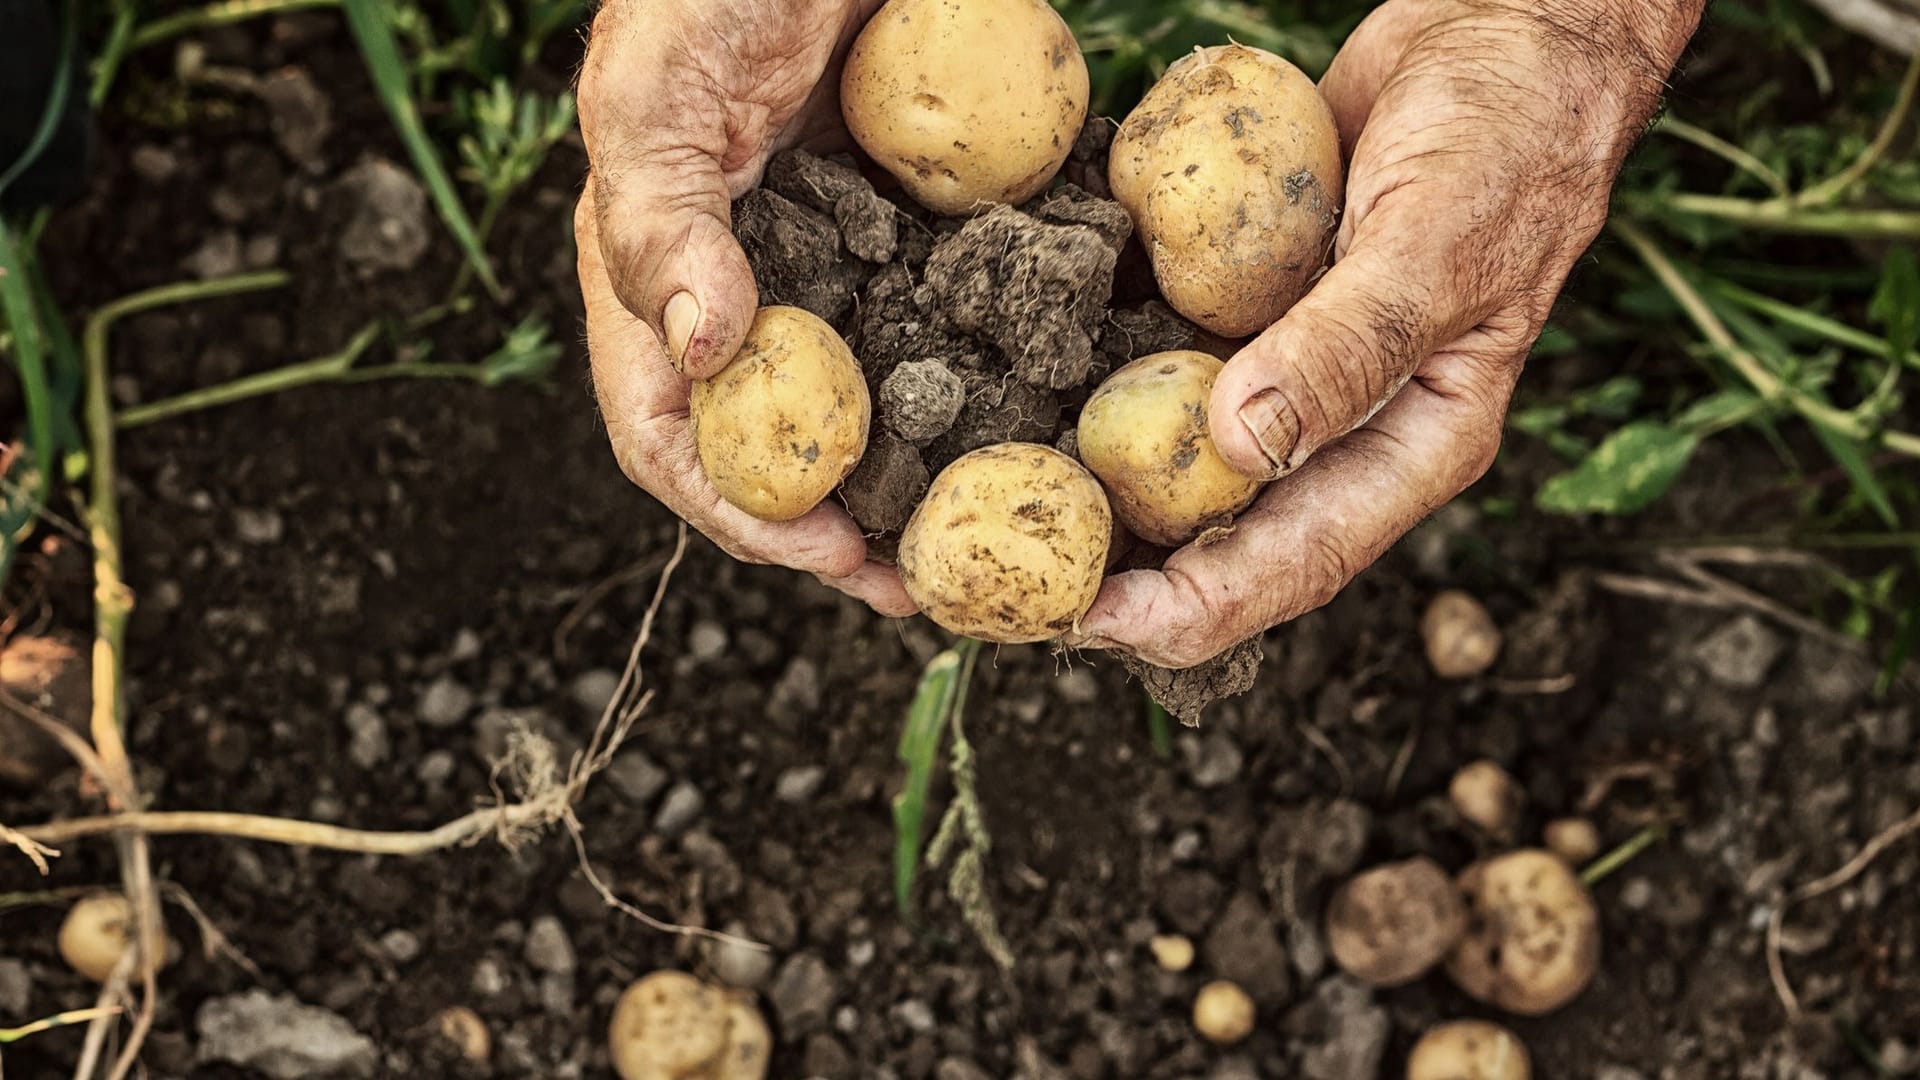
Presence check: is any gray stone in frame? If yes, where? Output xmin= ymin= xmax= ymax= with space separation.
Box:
xmin=936 ymin=1058 xmax=993 ymax=1080
xmin=1594 ymin=1068 xmax=1647 ymax=1080
xmin=471 ymin=957 xmax=508 ymax=997
xmin=568 ymin=669 xmax=621 ymax=718
xmin=233 ymin=507 xmax=284 ymax=544
xmin=768 ymin=952 xmax=839 ymax=1037
xmin=415 ymin=750 xmax=455 ymax=785
xmin=1208 ymin=1057 xmax=1261 ymax=1080
xmin=195 ymin=990 xmax=377 ymax=1079
xmin=893 ymin=999 xmax=936 ymax=1033
xmin=605 ymin=751 xmax=669 ymax=804
xmin=1183 ymin=732 xmax=1244 ymax=789
xmin=1693 ymin=614 xmax=1784 ymax=689
xmin=688 ymin=621 xmax=729 ymax=662
xmin=335 ymin=160 xmax=430 ymax=276
xmin=417 ymin=675 xmax=473 ymax=728
xmin=131 ymin=144 xmax=179 ymax=183
xmin=524 ymin=916 xmax=575 ymax=975
xmin=378 ymin=929 xmax=420 ymax=965
xmin=343 ymin=704 xmax=388 ymax=769
xmin=1860 ymin=708 xmax=1912 ymax=751
xmin=182 ymin=231 xmax=244 ymax=280
xmin=881 ymin=360 xmax=967 ymax=444
xmin=653 ymin=781 xmax=705 ymax=837
xmin=1298 ymin=978 xmax=1388 ymax=1080
xmin=707 ymin=925 xmax=776 ymax=990
xmin=0 ymin=958 xmax=29 ymax=1015
xmin=1054 ymin=667 xmax=1101 ymax=705
xmin=1203 ymin=891 xmax=1290 ymax=1005
xmin=775 ymin=765 xmax=827 ymax=804
xmin=768 ymin=658 xmax=822 ymax=722
xmin=257 ymin=67 xmax=332 ymax=172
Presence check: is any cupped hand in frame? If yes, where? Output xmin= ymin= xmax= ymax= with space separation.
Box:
xmin=1077 ymin=0 xmax=1706 ymax=668
xmin=575 ymin=0 xmax=914 ymax=615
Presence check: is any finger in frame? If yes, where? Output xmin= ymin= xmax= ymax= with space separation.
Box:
xmin=577 ymin=181 xmax=868 ymax=579
xmin=578 ymin=31 xmax=758 ymax=379
xmin=1081 ymin=349 xmax=1519 ymax=669
xmin=1316 ymin=2 xmax=1427 ymax=150
xmin=1208 ymin=196 xmax=1506 ymax=481
xmin=817 ymin=561 xmax=920 ymax=618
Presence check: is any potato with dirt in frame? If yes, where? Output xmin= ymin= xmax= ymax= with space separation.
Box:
xmin=1325 ymin=856 xmax=1468 ymax=988
xmin=898 ymin=443 xmax=1111 ymax=643
xmin=841 ymin=0 xmax=1089 ymax=215
xmin=1077 ymin=350 xmax=1263 ymax=546
xmin=608 ymin=970 xmax=770 ymax=1080
xmin=1447 ymin=849 xmax=1602 ymax=1015
xmin=689 ymin=306 xmax=870 ymax=522
xmin=1407 ymin=1020 xmax=1531 ymax=1080
xmin=1108 ymin=44 xmax=1344 ymax=337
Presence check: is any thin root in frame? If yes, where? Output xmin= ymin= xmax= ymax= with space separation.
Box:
xmin=1767 ymin=804 xmax=1920 ymax=1018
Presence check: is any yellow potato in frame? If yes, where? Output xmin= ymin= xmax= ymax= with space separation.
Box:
xmin=608 ymin=972 xmax=731 ymax=1080
xmin=1077 ymin=351 xmax=1262 ymax=546
xmin=58 ymin=892 xmax=167 ymax=983
xmin=1446 ymin=850 xmax=1602 ymax=1016
xmin=1109 ymin=44 xmax=1344 ymax=337
xmin=1449 ymin=759 xmax=1524 ymax=840
xmin=1192 ymin=980 xmax=1256 ymax=1045
xmin=1407 ymin=1020 xmax=1532 ymax=1080
xmin=1421 ymin=590 xmax=1502 ymax=679
xmin=1325 ymin=857 xmax=1468 ymax=989
xmin=690 ymin=306 xmax=870 ymax=522
xmin=842 ymin=0 xmax=1089 ymax=215
xmin=898 ymin=443 xmax=1111 ymax=643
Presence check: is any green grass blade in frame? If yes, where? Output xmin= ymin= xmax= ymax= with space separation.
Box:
xmin=340 ymin=0 xmax=503 ymax=301
xmin=1145 ymin=697 xmax=1172 ymax=759
xmin=1807 ymin=418 xmax=1901 ymax=528
xmin=0 ymin=220 xmax=54 ymax=578
xmin=0 ymin=1007 xmax=122 ymax=1044
xmin=894 ymin=648 xmax=961 ymax=917
xmin=0 ymin=4 xmax=75 ymax=200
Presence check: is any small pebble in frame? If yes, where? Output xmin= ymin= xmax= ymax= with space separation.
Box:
xmin=417 ymin=675 xmax=474 ymax=728
xmin=379 ymin=929 xmax=420 ymax=965
xmin=653 ymin=781 xmax=705 ymax=836
xmin=688 ymin=621 xmax=729 ymax=662
xmin=775 ymin=765 xmax=828 ymax=804
xmin=523 ymin=916 xmax=575 ymax=975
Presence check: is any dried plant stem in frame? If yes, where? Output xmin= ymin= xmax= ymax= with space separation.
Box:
xmin=1768 ymin=804 xmax=1920 ymax=1017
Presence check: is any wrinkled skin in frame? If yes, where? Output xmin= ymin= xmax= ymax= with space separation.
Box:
xmin=576 ymin=0 xmax=1707 ymax=660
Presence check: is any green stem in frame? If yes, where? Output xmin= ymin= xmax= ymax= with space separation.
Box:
xmin=126 ymin=0 xmax=340 ymax=51
xmin=1799 ymin=50 xmax=1920 ymax=208
xmin=116 ymin=320 xmax=379 ymax=429
xmin=1648 ymin=192 xmax=1920 ymax=240
xmin=1580 ymin=823 xmax=1669 ymax=887
xmin=1709 ymin=280 xmax=1896 ymax=361
xmin=1656 ymin=116 xmax=1791 ymax=198
xmin=441 ymin=190 xmax=508 ymax=308
xmin=1612 ymin=219 xmax=1920 ymax=457
xmin=90 ymin=3 xmax=139 ymax=109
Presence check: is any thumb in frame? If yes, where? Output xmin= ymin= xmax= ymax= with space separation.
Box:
xmin=590 ymin=154 xmax=760 ymax=380
xmin=1208 ymin=226 xmax=1493 ymax=480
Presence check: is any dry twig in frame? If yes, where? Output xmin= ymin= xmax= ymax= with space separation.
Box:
xmin=1767 ymin=804 xmax=1920 ymax=1017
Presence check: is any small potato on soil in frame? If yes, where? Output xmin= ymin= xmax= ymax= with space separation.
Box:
xmin=58 ymin=892 xmax=155 ymax=983
xmin=1407 ymin=1020 xmax=1531 ymax=1080
xmin=1544 ymin=817 xmax=1603 ymax=865
xmin=1326 ymin=857 xmax=1468 ymax=988
xmin=0 ymin=633 xmax=90 ymax=787
xmin=434 ymin=1006 xmax=491 ymax=1063
xmin=898 ymin=443 xmax=1111 ymax=643
xmin=690 ymin=306 xmax=871 ymax=522
xmin=1449 ymin=759 xmax=1525 ymax=841
xmin=1421 ymin=590 xmax=1502 ymax=679
xmin=841 ymin=0 xmax=1089 ymax=216
xmin=1447 ymin=850 xmax=1601 ymax=1016
xmin=1192 ymin=979 xmax=1256 ymax=1045
xmin=1077 ymin=350 xmax=1263 ymax=546
xmin=1109 ymin=44 xmax=1344 ymax=337
xmin=608 ymin=971 xmax=770 ymax=1080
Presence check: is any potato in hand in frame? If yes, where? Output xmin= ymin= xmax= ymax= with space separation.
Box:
xmin=690 ymin=306 xmax=870 ymax=522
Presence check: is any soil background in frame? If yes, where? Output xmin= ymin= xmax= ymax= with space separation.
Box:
xmin=2 ymin=9 xmax=1917 ymax=1080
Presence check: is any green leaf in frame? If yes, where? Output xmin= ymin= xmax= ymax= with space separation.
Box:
xmin=480 ymin=315 xmax=561 ymax=386
xmin=1577 ymin=375 xmax=1644 ymax=420
xmin=340 ymin=0 xmax=503 ymax=300
xmin=1869 ymin=247 xmax=1919 ymax=368
xmin=1675 ymin=388 xmax=1765 ymax=433
xmin=1807 ymin=417 xmax=1900 ymax=528
xmin=893 ymin=647 xmax=963 ymax=918
xmin=1536 ymin=421 xmax=1701 ymax=516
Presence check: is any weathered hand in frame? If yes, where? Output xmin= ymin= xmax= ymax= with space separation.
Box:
xmin=575 ymin=0 xmax=914 ymax=615
xmin=1076 ymin=0 xmax=1705 ymax=667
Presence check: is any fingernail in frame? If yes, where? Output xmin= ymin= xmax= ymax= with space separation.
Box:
xmin=664 ymin=291 xmax=699 ymax=373
xmin=1237 ymin=389 xmax=1300 ymax=480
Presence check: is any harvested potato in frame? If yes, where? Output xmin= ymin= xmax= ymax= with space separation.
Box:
xmin=842 ymin=0 xmax=1088 ymax=215
xmin=58 ymin=893 xmax=151 ymax=983
xmin=1544 ymin=817 xmax=1603 ymax=866
xmin=1449 ymin=759 xmax=1525 ymax=841
xmin=690 ymin=306 xmax=870 ymax=522
xmin=1109 ymin=44 xmax=1344 ymax=337
xmin=1077 ymin=351 xmax=1263 ymax=546
xmin=1326 ymin=857 xmax=1468 ymax=988
xmin=898 ymin=443 xmax=1111 ymax=643
xmin=1150 ymin=933 xmax=1196 ymax=973
xmin=0 ymin=634 xmax=89 ymax=788
xmin=709 ymin=997 xmax=772 ymax=1080
xmin=1420 ymin=590 xmax=1502 ymax=679
xmin=1447 ymin=850 xmax=1601 ymax=1015
xmin=1407 ymin=1020 xmax=1532 ymax=1080
xmin=1192 ymin=979 xmax=1256 ymax=1045
xmin=434 ymin=1006 xmax=492 ymax=1063
xmin=608 ymin=971 xmax=731 ymax=1080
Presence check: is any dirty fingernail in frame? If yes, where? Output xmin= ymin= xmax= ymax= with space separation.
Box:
xmin=664 ymin=291 xmax=700 ymax=372
xmin=1237 ymin=389 xmax=1300 ymax=480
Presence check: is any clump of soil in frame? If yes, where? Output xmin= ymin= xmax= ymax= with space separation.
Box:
xmin=735 ymin=122 xmax=1261 ymax=714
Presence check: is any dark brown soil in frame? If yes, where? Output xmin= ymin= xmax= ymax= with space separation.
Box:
xmin=2 ymin=11 xmax=1917 ymax=1080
